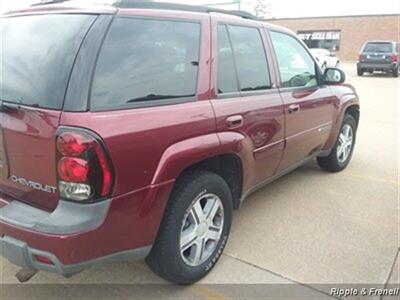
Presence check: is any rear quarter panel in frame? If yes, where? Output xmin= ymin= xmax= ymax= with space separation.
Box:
xmin=60 ymin=101 xmax=217 ymax=196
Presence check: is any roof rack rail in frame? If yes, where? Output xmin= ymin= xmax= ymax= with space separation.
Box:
xmin=114 ymin=1 xmax=259 ymax=20
xmin=31 ymin=0 xmax=70 ymax=6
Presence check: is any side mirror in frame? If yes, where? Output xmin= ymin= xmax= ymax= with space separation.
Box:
xmin=323 ymin=68 xmax=345 ymax=84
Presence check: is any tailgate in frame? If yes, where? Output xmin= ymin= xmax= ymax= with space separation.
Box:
xmin=0 ymin=14 xmax=97 ymax=210
xmin=363 ymin=42 xmax=394 ymax=63
xmin=364 ymin=52 xmax=392 ymax=64
xmin=0 ymin=109 xmax=60 ymax=210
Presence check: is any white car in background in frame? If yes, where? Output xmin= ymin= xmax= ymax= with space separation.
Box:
xmin=309 ymin=48 xmax=340 ymax=70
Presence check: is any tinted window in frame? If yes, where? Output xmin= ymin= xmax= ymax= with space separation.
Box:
xmin=92 ymin=18 xmax=201 ymax=110
xmin=217 ymin=25 xmax=239 ymax=94
xmin=228 ymin=26 xmax=271 ymax=92
xmin=364 ymin=42 xmax=393 ymax=53
xmin=0 ymin=15 xmax=96 ymax=109
xmin=270 ymin=31 xmax=318 ymax=88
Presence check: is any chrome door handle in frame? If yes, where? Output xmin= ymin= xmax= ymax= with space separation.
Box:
xmin=288 ymin=104 xmax=300 ymax=114
xmin=226 ymin=115 xmax=244 ymax=129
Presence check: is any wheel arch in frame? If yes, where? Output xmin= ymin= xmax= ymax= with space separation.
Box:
xmin=176 ymin=153 xmax=244 ymax=210
xmin=323 ymin=93 xmax=360 ymax=151
xmin=151 ymin=133 xmax=246 ymax=210
xmin=345 ymin=104 xmax=360 ymax=128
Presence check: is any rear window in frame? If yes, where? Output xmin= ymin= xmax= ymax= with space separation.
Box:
xmin=91 ymin=17 xmax=201 ymax=110
xmin=363 ymin=42 xmax=393 ymax=53
xmin=0 ymin=14 xmax=96 ymax=110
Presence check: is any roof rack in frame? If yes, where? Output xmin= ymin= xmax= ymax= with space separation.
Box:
xmin=29 ymin=0 xmax=259 ymax=20
xmin=31 ymin=0 xmax=70 ymax=6
xmin=114 ymin=1 xmax=259 ymax=20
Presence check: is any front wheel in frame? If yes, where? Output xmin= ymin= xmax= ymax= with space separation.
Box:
xmin=317 ymin=114 xmax=357 ymax=172
xmin=393 ymin=67 xmax=399 ymax=78
xmin=146 ymin=171 xmax=233 ymax=284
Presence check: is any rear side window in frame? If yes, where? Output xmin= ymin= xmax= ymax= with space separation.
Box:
xmin=363 ymin=42 xmax=393 ymax=53
xmin=91 ymin=17 xmax=201 ymax=110
xmin=0 ymin=15 xmax=96 ymax=109
xmin=217 ymin=25 xmax=239 ymax=94
xmin=228 ymin=26 xmax=271 ymax=92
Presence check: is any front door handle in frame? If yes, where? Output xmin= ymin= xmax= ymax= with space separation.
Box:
xmin=226 ymin=115 xmax=244 ymax=129
xmin=288 ymin=104 xmax=301 ymax=114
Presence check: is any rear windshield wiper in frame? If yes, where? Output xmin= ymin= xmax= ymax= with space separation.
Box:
xmin=126 ymin=94 xmax=194 ymax=103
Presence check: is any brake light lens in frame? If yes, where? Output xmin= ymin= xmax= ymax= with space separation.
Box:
xmin=56 ymin=129 xmax=114 ymax=202
xmin=34 ymin=255 xmax=54 ymax=265
xmin=57 ymin=132 xmax=90 ymax=157
xmin=58 ymin=157 xmax=89 ymax=182
xmin=358 ymin=54 xmax=365 ymax=61
xmin=391 ymin=53 xmax=398 ymax=62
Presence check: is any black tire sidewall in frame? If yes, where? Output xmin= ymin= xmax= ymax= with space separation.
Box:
xmin=151 ymin=171 xmax=233 ymax=284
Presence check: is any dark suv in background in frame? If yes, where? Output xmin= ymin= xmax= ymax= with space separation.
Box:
xmin=357 ymin=40 xmax=399 ymax=77
xmin=0 ymin=1 xmax=360 ymax=284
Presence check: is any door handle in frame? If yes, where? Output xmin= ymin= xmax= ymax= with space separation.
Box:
xmin=288 ymin=104 xmax=300 ymax=114
xmin=226 ymin=115 xmax=244 ymax=129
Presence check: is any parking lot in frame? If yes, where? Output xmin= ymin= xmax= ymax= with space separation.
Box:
xmin=1 ymin=62 xmax=399 ymax=299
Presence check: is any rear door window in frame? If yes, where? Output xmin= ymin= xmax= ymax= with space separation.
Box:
xmin=228 ymin=25 xmax=271 ymax=92
xmin=364 ymin=42 xmax=393 ymax=53
xmin=91 ymin=17 xmax=201 ymax=110
xmin=217 ymin=25 xmax=239 ymax=94
xmin=1 ymin=14 xmax=96 ymax=109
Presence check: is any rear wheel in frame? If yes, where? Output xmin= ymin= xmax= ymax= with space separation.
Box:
xmin=317 ymin=114 xmax=357 ymax=172
xmin=146 ymin=170 xmax=233 ymax=284
xmin=357 ymin=68 xmax=364 ymax=76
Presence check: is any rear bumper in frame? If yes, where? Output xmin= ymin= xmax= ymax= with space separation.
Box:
xmin=0 ymin=181 xmax=174 ymax=276
xmin=357 ymin=61 xmax=398 ymax=71
xmin=0 ymin=235 xmax=150 ymax=276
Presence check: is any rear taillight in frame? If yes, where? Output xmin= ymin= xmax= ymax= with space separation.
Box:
xmin=56 ymin=129 xmax=114 ymax=202
xmin=391 ymin=53 xmax=398 ymax=62
xmin=358 ymin=54 xmax=365 ymax=61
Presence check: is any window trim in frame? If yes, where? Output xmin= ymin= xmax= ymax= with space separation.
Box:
xmin=89 ymin=15 xmax=202 ymax=112
xmin=216 ymin=24 xmax=241 ymax=96
xmin=216 ymin=22 xmax=274 ymax=99
xmin=268 ymin=29 xmax=323 ymax=91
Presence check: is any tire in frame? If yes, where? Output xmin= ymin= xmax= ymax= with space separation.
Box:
xmin=357 ymin=68 xmax=364 ymax=76
xmin=393 ymin=67 xmax=399 ymax=78
xmin=317 ymin=114 xmax=357 ymax=172
xmin=146 ymin=170 xmax=233 ymax=284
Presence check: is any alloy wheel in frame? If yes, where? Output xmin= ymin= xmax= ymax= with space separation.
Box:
xmin=337 ymin=124 xmax=354 ymax=163
xmin=180 ymin=193 xmax=224 ymax=267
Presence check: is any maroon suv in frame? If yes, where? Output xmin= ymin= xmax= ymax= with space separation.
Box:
xmin=0 ymin=1 xmax=360 ymax=284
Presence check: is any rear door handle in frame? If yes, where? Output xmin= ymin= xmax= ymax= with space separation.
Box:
xmin=288 ymin=104 xmax=300 ymax=114
xmin=226 ymin=115 xmax=244 ymax=129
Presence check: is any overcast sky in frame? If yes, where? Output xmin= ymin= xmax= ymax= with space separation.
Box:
xmin=0 ymin=0 xmax=399 ymax=18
